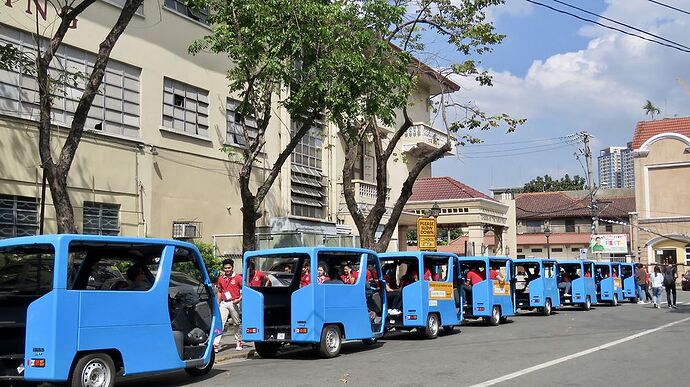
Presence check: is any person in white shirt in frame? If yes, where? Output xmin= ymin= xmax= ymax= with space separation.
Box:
xmin=649 ymin=265 xmax=664 ymax=309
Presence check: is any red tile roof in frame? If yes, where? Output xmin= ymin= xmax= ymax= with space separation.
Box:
xmin=516 ymin=192 xmax=635 ymax=220
xmin=630 ymin=117 xmax=690 ymax=150
xmin=409 ymin=177 xmax=494 ymax=202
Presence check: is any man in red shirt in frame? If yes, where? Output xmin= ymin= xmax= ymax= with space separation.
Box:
xmin=340 ymin=265 xmax=358 ymax=284
xmin=247 ymin=261 xmax=270 ymax=287
xmin=213 ymin=259 xmax=243 ymax=352
xmin=463 ymin=267 xmax=485 ymax=306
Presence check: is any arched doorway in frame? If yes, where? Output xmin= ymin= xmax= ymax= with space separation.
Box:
xmin=645 ymin=234 xmax=690 ymax=265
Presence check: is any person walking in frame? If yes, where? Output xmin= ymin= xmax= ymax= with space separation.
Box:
xmin=649 ymin=266 xmax=664 ymax=308
xmin=663 ymin=264 xmax=678 ymax=309
xmin=214 ymin=259 xmax=244 ymax=352
xmin=634 ymin=263 xmax=648 ymax=304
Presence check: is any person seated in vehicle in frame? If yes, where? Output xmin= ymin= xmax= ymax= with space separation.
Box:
xmin=462 ymin=266 xmax=484 ymax=306
xmin=558 ymin=270 xmax=572 ymax=296
xmin=514 ymin=266 xmax=528 ymax=292
xmin=247 ymin=261 xmax=271 ymax=287
xmin=126 ymin=263 xmax=153 ymax=291
xmin=584 ymin=267 xmax=592 ymax=278
xmin=316 ymin=263 xmax=330 ymax=284
xmin=387 ymin=268 xmax=418 ymax=316
xmin=300 ymin=260 xmax=311 ymax=287
xmin=340 ymin=264 xmax=358 ymax=284
xmin=489 ymin=265 xmax=505 ymax=282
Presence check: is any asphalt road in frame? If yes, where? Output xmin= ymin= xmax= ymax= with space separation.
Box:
xmin=118 ymin=293 xmax=690 ymax=387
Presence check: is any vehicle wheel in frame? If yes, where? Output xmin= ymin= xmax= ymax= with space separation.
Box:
xmin=420 ymin=314 xmax=440 ymax=339
xmin=362 ymin=338 xmax=377 ymax=346
xmin=612 ymin=294 xmax=618 ymax=306
xmin=542 ymin=298 xmax=552 ymax=316
xmin=254 ymin=342 xmax=280 ymax=359
xmin=69 ymin=353 xmax=115 ymax=387
xmin=442 ymin=326 xmax=455 ymax=335
xmin=583 ymin=296 xmax=592 ymax=311
xmin=318 ymin=325 xmax=342 ymax=358
xmin=185 ymin=350 xmax=215 ymax=377
xmin=488 ymin=306 xmax=501 ymax=326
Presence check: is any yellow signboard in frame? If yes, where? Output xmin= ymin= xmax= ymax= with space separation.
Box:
xmin=614 ymin=278 xmax=622 ymax=289
xmin=417 ymin=217 xmax=437 ymax=251
xmin=429 ymin=282 xmax=454 ymax=300
xmin=493 ymin=280 xmax=510 ymax=296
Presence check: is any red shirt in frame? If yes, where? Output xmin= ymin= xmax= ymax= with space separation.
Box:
xmin=584 ymin=272 xmax=591 ymax=278
xmin=424 ymin=268 xmax=432 ymax=281
xmin=489 ymin=270 xmax=499 ymax=280
xmin=317 ymin=276 xmax=330 ymax=284
xmin=217 ymin=273 xmax=242 ymax=302
xmin=466 ymin=270 xmax=483 ymax=285
xmin=248 ymin=270 xmax=269 ymax=286
xmin=341 ymin=271 xmax=358 ymax=284
xmin=301 ymin=272 xmax=311 ymax=287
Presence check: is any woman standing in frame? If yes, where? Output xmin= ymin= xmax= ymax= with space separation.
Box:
xmin=650 ymin=266 xmax=664 ymax=309
xmin=663 ymin=264 xmax=678 ymax=309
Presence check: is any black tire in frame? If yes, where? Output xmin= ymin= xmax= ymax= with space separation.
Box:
xmin=612 ymin=294 xmax=618 ymax=306
xmin=362 ymin=338 xmax=377 ymax=346
xmin=442 ymin=326 xmax=455 ymax=335
xmin=69 ymin=353 xmax=116 ymax=387
xmin=185 ymin=351 xmax=215 ymax=377
xmin=489 ymin=306 xmax=501 ymax=326
xmin=542 ymin=298 xmax=552 ymax=316
xmin=583 ymin=296 xmax=592 ymax=311
xmin=318 ymin=325 xmax=342 ymax=358
xmin=254 ymin=342 xmax=280 ymax=359
xmin=420 ymin=314 xmax=440 ymax=339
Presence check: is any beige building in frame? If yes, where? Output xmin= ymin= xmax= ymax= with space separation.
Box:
xmin=630 ymin=118 xmax=690 ymax=271
xmin=0 ymin=1 xmax=455 ymax=255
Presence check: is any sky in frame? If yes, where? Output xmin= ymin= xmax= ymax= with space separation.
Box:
xmin=431 ymin=0 xmax=690 ymax=193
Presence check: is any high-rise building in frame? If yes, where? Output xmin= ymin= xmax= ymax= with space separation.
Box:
xmin=621 ymin=146 xmax=635 ymax=188
xmin=598 ymin=146 xmax=634 ymax=188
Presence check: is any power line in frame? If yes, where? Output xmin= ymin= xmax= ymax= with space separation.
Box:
xmin=458 ymin=143 xmax=576 ymax=159
xmin=459 ymin=137 xmax=579 ymax=155
xmin=461 ymin=134 xmax=578 ymax=147
xmin=550 ymin=0 xmax=690 ymax=51
xmin=526 ymin=0 xmax=690 ymax=53
xmin=647 ymin=0 xmax=690 ymax=16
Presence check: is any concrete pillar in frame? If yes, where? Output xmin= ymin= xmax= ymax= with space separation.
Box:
xmin=398 ymin=225 xmax=409 ymax=251
xmin=467 ymin=223 xmax=485 ymax=256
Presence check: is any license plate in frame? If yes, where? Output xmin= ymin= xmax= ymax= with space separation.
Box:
xmin=277 ymin=333 xmax=285 ymax=340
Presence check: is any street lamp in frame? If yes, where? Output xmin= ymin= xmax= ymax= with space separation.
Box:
xmin=430 ymin=202 xmax=441 ymax=218
xmin=544 ymin=226 xmax=551 ymax=259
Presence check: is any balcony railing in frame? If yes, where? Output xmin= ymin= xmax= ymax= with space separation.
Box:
xmin=401 ymin=122 xmax=455 ymax=157
xmin=520 ymin=225 xmax=625 ymax=234
xmin=352 ymin=180 xmax=390 ymax=205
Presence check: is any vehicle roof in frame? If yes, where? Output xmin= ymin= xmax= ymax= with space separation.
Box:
xmin=0 ymin=234 xmax=198 ymax=250
xmin=243 ymin=246 xmax=376 ymax=259
xmin=457 ymin=256 xmax=511 ymax=262
xmin=559 ymin=259 xmax=594 ymax=264
xmin=515 ymin=258 xmax=557 ymax=264
xmin=379 ymin=251 xmax=456 ymax=259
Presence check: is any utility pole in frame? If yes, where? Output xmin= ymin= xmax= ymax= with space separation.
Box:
xmin=579 ymin=131 xmax=599 ymax=240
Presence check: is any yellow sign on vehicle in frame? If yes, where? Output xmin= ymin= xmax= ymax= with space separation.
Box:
xmin=614 ymin=278 xmax=622 ymax=289
xmin=417 ymin=217 xmax=437 ymax=251
xmin=493 ymin=280 xmax=510 ymax=296
xmin=429 ymin=281 xmax=454 ymax=300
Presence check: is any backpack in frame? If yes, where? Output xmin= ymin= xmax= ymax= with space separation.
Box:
xmin=663 ymin=272 xmax=675 ymax=286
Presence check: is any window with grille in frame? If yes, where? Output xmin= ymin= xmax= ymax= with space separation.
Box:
xmin=83 ymin=202 xmax=120 ymax=236
xmin=162 ymin=78 xmax=209 ymax=137
xmin=226 ymin=98 xmax=258 ymax=147
xmin=290 ymin=117 xmax=326 ymax=219
xmin=0 ymin=25 xmax=141 ymax=137
xmin=565 ymin=219 xmax=576 ymax=233
xmin=0 ymin=195 xmax=38 ymax=239
xmin=353 ymin=141 xmax=376 ymax=182
xmin=164 ymin=0 xmax=210 ymax=24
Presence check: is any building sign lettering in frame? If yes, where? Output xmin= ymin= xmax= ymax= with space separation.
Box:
xmin=4 ymin=0 xmax=78 ymax=29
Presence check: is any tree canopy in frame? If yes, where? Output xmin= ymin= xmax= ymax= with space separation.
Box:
xmin=522 ymin=174 xmax=587 ymax=192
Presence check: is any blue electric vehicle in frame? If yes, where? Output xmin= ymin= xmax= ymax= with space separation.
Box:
xmin=378 ymin=252 xmax=461 ymax=338
xmin=620 ymin=262 xmax=638 ymax=302
xmin=242 ymin=247 xmax=386 ymax=358
xmin=513 ymin=258 xmax=561 ymax=316
xmin=457 ymin=256 xmax=516 ymax=326
xmin=558 ymin=260 xmax=597 ymax=310
xmin=0 ymin=235 xmax=221 ymax=387
xmin=594 ymin=262 xmax=624 ymax=306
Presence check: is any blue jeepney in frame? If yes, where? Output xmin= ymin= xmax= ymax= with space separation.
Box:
xmin=378 ymin=252 xmax=461 ymax=338
xmin=457 ymin=256 xmax=515 ymax=326
xmin=242 ymin=247 xmax=386 ymax=358
xmin=620 ymin=262 xmax=638 ymax=302
xmin=513 ymin=258 xmax=561 ymax=316
xmin=558 ymin=260 xmax=597 ymax=310
xmin=594 ymin=262 xmax=624 ymax=306
xmin=0 ymin=235 xmax=221 ymax=387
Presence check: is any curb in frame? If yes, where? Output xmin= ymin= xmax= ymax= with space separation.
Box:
xmin=216 ymin=348 xmax=256 ymax=363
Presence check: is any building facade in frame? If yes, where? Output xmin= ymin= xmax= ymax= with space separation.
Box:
xmin=0 ymin=1 xmax=455 ymax=255
xmin=598 ymin=146 xmax=627 ymax=189
xmin=630 ymin=118 xmax=690 ymax=272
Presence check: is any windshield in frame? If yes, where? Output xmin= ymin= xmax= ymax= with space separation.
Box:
xmin=0 ymin=244 xmax=55 ymax=295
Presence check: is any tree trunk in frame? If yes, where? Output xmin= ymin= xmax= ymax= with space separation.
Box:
xmin=45 ymin=165 xmax=77 ymax=233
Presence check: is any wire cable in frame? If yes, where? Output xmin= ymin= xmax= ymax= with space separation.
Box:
xmin=459 ymin=138 xmax=580 ymax=155
xmin=460 ymin=134 xmax=579 ymax=147
xmin=551 ymin=0 xmax=690 ymax=51
xmin=458 ymin=143 xmax=577 ymax=158
xmin=525 ymin=0 xmax=690 ymax=53
xmin=647 ymin=0 xmax=690 ymax=16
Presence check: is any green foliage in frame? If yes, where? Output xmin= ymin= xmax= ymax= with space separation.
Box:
xmin=643 ymin=99 xmax=661 ymax=119
xmin=521 ymin=174 xmax=587 ymax=192
xmin=193 ymin=241 xmax=221 ymax=274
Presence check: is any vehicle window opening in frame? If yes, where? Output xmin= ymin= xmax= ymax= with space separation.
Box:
xmin=621 ymin=265 xmax=633 ymax=279
xmin=169 ymin=247 xmax=214 ymax=361
xmin=423 ymin=255 xmax=449 ymax=281
xmin=458 ymin=260 xmax=485 ymax=308
xmin=380 ymin=257 xmax=418 ymax=317
xmin=245 ymin=254 xmax=306 ymax=341
xmin=515 ymin=262 xmax=540 ymax=300
xmin=0 ymin=244 xmax=55 ymax=366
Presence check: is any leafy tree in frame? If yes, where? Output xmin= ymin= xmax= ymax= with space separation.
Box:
xmin=2 ymin=0 xmax=145 ymax=233
xmin=337 ymin=0 xmax=524 ymax=252
xmin=522 ymin=174 xmax=587 ymax=192
xmin=643 ymin=100 xmax=661 ymax=119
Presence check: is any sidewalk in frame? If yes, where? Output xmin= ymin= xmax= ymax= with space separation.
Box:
xmin=215 ymin=342 xmax=256 ymax=363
